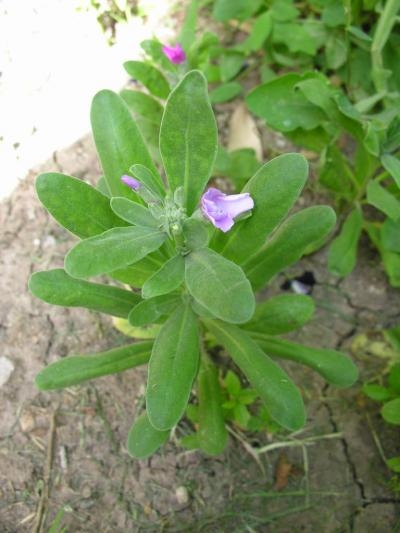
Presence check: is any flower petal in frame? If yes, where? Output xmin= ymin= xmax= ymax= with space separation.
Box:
xmin=121 ymin=175 xmax=141 ymax=191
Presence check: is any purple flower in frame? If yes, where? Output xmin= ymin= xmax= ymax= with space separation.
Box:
xmin=162 ymin=43 xmax=186 ymax=65
xmin=201 ymin=188 xmax=254 ymax=233
xmin=121 ymin=175 xmax=141 ymax=191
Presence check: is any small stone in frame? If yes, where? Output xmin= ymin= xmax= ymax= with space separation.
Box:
xmin=81 ymin=485 xmax=91 ymax=499
xmin=0 ymin=356 xmax=14 ymax=387
xmin=175 ymin=485 xmax=189 ymax=505
xmin=43 ymin=235 xmax=56 ymax=248
xmin=19 ymin=411 xmax=36 ymax=433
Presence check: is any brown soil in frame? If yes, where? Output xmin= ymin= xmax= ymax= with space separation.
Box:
xmin=1 ymin=130 xmax=400 ymax=532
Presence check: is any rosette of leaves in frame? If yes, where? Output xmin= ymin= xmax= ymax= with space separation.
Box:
xmin=29 ymin=70 xmax=358 ymax=459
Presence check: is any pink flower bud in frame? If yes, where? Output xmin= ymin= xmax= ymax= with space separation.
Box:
xmin=162 ymin=43 xmax=186 ymax=65
xmin=121 ymin=175 xmax=141 ymax=191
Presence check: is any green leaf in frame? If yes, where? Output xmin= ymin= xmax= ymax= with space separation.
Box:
xmin=243 ymin=294 xmax=315 ymax=335
xmin=182 ymin=218 xmax=210 ymax=251
xmin=35 ymin=173 xmax=127 ymax=238
xmin=185 ymin=248 xmax=255 ymax=324
xmin=382 ymin=250 xmax=400 ymax=287
xmin=212 ymin=0 xmax=262 ymax=21
xmin=273 ymin=22 xmax=318 ymax=55
xmin=113 ymin=317 xmax=160 ymax=339
xmin=251 ymin=335 xmax=359 ymax=388
xmin=178 ymin=0 xmax=198 ymax=50
xmin=362 ymin=384 xmax=392 ymax=402
xmin=123 ymin=61 xmax=170 ymax=99
xmin=110 ymin=254 xmax=163 ymax=288
xmin=246 ymin=73 xmax=327 ymax=132
xmin=244 ymin=206 xmax=336 ymax=290
xmin=147 ymin=303 xmax=200 ymax=430
xmin=381 ymin=398 xmax=400 ymax=425
xmin=120 ymin=89 xmax=163 ymax=152
xmin=127 ymin=412 xmax=169 ymax=459
xmin=141 ymin=255 xmax=184 ymax=299
xmin=381 ymin=154 xmax=400 ymax=189
xmin=160 ymin=70 xmax=218 ymax=214
xmin=367 ymin=181 xmax=400 ymax=220
xmin=212 ymin=147 xmax=261 ymax=190
xmin=224 ymin=370 xmax=241 ymax=396
xmin=322 ymin=3 xmax=346 ymax=27
xmin=319 ymin=145 xmax=354 ymax=197
xmin=212 ymin=153 xmax=309 ymax=264
xmin=128 ymin=294 xmax=180 ymax=326
xmin=110 ymin=197 xmax=159 ymax=227
xmin=120 ymin=89 xmax=163 ymax=124
xmin=140 ymin=39 xmax=175 ymax=72
xmin=209 ymin=82 xmax=242 ymax=104
xmin=241 ymin=11 xmax=272 ymax=53
xmin=271 ymin=0 xmax=299 ymax=21
xmin=29 ymin=268 xmax=139 ymax=318
xmin=219 ymin=52 xmax=245 ymax=82
xmin=386 ymin=456 xmax=400 ymax=473
xmin=36 ymin=342 xmax=152 ymax=390
xmin=381 ymin=218 xmax=400 ymax=252
xmin=328 ymin=209 xmax=363 ymax=277
xmin=91 ymin=90 xmax=157 ymax=197
xmin=65 ymin=227 xmax=166 ymax=278
xmin=130 ymin=164 xmax=166 ymax=199
xmin=204 ymin=320 xmax=306 ymax=431
xmin=389 ymin=364 xmax=400 ymax=394
xmin=197 ymin=356 xmax=228 ymax=455
xmin=325 ymin=33 xmax=348 ymax=69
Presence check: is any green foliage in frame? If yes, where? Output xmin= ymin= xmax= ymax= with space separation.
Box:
xmin=160 ymin=70 xmax=218 ymax=215
xmin=36 ymin=342 xmax=152 ymax=390
xmin=185 ymin=248 xmax=255 ymax=324
xmin=147 ymin=303 xmax=199 ymax=430
xmin=31 ymin=69 xmax=356 ymax=460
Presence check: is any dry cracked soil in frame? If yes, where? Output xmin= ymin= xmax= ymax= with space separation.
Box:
xmin=0 ymin=127 xmax=400 ymax=532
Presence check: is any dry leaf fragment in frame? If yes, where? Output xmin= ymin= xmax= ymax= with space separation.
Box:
xmin=274 ymin=451 xmax=293 ymax=490
xmin=227 ymin=103 xmax=263 ymax=161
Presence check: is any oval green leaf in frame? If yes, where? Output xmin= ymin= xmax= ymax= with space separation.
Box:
xmin=244 ymin=206 xmax=336 ymax=290
xmin=142 ymin=255 xmax=184 ymax=299
xmin=160 ymin=70 xmax=218 ymax=214
xmin=147 ymin=303 xmax=200 ymax=430
xmin=328 ymin=208 xmax=363 ymax=277
xmin=251 ymin=335 xmax=358 ymax=388
xmin=29 ymin=268 xmax=139 ymax=318
xmin=243 ymin=294 xmax=315 ymax=335
xmin=127 ymin=412 xmax=170 ymax=459
xmin=123 ymin=61 xmax=170 ymax=99
xmin=65 ymin=226 xmax=166 ymax=278
xmin=91 ymin=90 xmax=157 ymax=197
xmin=204 ymin=320 xmax=306 ymax=431
xmin=185 ymin=248 xmax=255 ymax=324
xmin=110 ymin=197 xmax=159 ymax=227
xmin=36 ymin=173 xmax=127 ymax=238
xmin=382 ymin=398 xmax=400 ymax=425
xmin=36 ymin=342 xmax=152 ymax=390
xmin=197 ymin=356 xmax=228 ymax=455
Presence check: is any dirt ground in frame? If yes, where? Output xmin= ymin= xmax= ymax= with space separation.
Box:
xmin=1 ymin=119 xmax=400 ymax=533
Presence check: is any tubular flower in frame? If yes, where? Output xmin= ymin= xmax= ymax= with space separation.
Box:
xmin=121 ymin=175 xmax=141 ymax=191
xmin=162 ymin=43 xmax=186 ymax=65
xmin=201 ymin=187 xmax=254 ymax=233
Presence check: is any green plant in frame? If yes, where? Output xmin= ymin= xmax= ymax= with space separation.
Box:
xmin=29 ymin=70 xmax=357 ymax=459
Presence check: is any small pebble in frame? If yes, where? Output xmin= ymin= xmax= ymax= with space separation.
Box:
xmin=175 ymin=485 xmax=189 ymax=505
xmin=0 ymin=356 xmax=14 ymax=387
